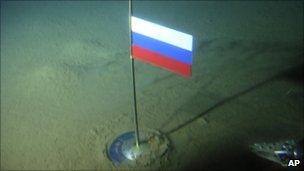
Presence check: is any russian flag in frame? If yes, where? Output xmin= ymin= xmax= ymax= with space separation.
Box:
xmin=131 ymin=16 xmax=193 ymax=77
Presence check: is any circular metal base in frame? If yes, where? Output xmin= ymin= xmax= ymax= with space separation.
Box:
xmin=107 ymin=131 xmax=137 ymax=165
xmin=107 ymin=129 xmax=170 ymax=168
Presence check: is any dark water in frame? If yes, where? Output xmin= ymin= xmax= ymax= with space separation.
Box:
xmin=1 ymin=1 xmax=303 ymax=170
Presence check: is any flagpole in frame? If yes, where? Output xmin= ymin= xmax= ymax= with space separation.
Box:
xmin=129 ymin=0 xmax=140 ymax=148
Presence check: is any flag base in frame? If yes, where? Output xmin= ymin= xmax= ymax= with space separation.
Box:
xmin=107 ymin=129 xmax=170 ymax=169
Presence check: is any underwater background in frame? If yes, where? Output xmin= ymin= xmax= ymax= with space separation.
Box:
xmin=1 ymin=1 xmax=303 ymax=170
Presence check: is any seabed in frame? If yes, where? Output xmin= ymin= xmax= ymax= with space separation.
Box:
xmin=107 ymin=129 xmax=170 ymax=169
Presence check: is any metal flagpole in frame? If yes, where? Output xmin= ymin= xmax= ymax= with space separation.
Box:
xmin=108 ymin=1 xmax=171 ymax=165
xmin=129 ymin=0 xmax=140 ymax=148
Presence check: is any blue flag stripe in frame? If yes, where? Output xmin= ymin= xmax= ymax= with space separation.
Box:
xmin=132 ymin=32 xmax=192 ymax=65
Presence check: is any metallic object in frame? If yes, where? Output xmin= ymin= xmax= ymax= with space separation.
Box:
xmin=107 ymin=131 xmax=141 ymax=166
xmin=250 ymin=139 xmax=303 ymax=166
xmin=128 ymin=0 xmax=140 ymax=148
xmin=107 ymin=130 xmax=170 ymax=168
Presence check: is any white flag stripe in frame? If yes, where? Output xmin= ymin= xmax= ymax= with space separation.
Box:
xmin=131 ymin=16 xmax=193 ymax=51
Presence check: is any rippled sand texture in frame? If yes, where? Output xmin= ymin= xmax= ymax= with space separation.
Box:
xmin=1 ymin=1 xmax=303 ymax=170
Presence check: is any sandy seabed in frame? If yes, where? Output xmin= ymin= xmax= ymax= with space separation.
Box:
xmin=1 ymin=1 xmax=303 ymax=170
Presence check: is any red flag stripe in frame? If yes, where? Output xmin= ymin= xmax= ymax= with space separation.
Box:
xmin=132 ymin=45 xmax=191 ymax=77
